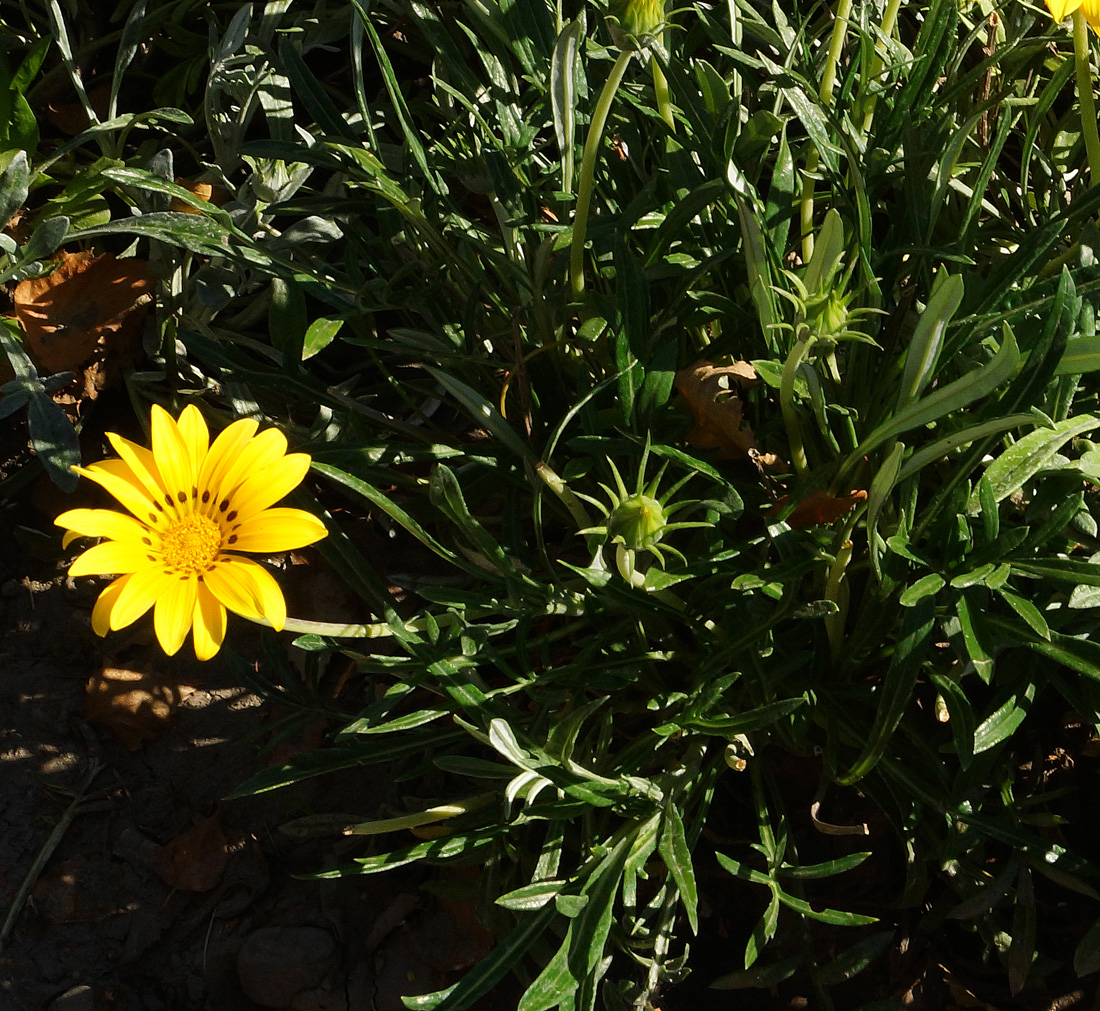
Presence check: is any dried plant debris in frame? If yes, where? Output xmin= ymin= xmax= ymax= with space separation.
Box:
xmin=674 ymin=359 xmax=782 ymax=469
xmin=13 ymin=250 xmax=154 ymax=390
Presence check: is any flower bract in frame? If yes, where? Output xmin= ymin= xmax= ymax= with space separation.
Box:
xmin=56 ymin=404 xmax=327 ymax=660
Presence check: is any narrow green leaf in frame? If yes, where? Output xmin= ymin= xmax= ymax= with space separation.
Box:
xmin=973 ymin=683 xmax=1036 ymax=754
xmin=839 ymin=597 xmax=934 ymax=784
xmin=424 ymin=366 xmax=535 ymax=465
xmin=777 ymin=851 xmax=872 ymax=879
xmin=775 ymin=890 xmax=878 ymax=925
xmin=1074 ymin=917 xmax=1100 ymax=976
xmin=495 ymin=880 xmax=565 ymax=911
xmin=899 ymin=573 xmax=945 ymax=607
xmin=974 ymin=413 xmax=1100 ymax=507
xmin=683 ymin=697 xmax=805 ymax=733
xmin=813 ymin=930 xmax=895 ymax=986
xmin=551 ymin=19 xmax=582 ymax=194
xmin=0 ymin=150 xmax=29 ymax=230
xmin=849 ymin=327 xmax=1019 ymax=468
xmin=659 ymin=801 xmax=698 ymax=934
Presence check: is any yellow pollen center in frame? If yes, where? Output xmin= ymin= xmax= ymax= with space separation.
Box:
xmin=160 ymin=514 xmax=222 ymax=572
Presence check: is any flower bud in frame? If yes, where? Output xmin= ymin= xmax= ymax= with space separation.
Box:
xmin=608 ymin=0 xmax=667 ymax=51
xmin=608 ymin=492 xmax=667 ymax=550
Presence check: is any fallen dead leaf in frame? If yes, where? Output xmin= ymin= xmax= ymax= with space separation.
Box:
xmin=45 ymin=83 xmax=111 ymax=135
xmin=85 ymin=667 xmax=194 ymax=750
xmin=767 ymin=489 xmax=868 ymax=528
xmin=151 ymin=813 xmax=229 ymax=892
xmin=674 ymin=359 xmax=782 ymax=469
xmin=170 ymin=177 xmax=231 ymax=214
xmin=13 ymin=249 xmax=154 ymax=384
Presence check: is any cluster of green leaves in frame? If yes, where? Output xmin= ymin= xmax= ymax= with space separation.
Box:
xmin=7 ymin=0 xmax=1100 ymax=1006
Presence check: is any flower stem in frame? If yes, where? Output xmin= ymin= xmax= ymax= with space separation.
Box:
xmin=858 ymin=0 xmax=904 ymax=138
xmin=1074 ymin=10 xmax=1100 ymax=185
xmin=571 ymin=50 xmax=634 ymax=303
xmin=780 ymin=331 xmax=814 ymax=479
xmin=799 ymin=0 xmax=852 ymax=262
xmin=271 ymin=599 xmax=586 ymax=640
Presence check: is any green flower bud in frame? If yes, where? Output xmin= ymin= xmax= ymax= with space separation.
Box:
xmin=608 ymin=0 xmax=666 ymax=51
xmin=607 ymin=492 xmax=667 ymax=550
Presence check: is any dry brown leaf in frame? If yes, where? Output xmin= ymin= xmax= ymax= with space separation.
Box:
xmin=151 ymin=813 xmax=229 ymax=892
xmin=674 ymin=359 xmax=781 ymax=468
xmin=767 ymin=489 xmax=868 ymax=529
xmin=13 ymin=250 xmax=154 ymax=382
xmin=45 ymin=83 xmax=111 ymax=135
xmin=170 ymin=177 xmax=231 ymax=214
xmin=84 ymin=667 xmax=193 ymax=750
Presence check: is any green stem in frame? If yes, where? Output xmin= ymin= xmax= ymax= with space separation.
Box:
xmin=1074 ymin=10 xmax=1100 ymax=185
xmin=571 ymin=50 xmax=634 ymax=303
xmin=267 ymin=599 xmax=586 ymax=639
xmin=652 ymin=58 xmax=675 ymax=132
xmin=823 ymin=538 xmax=853 ymax=656
xmin=858 ymin=0 xmax=904 ymax=138
xmin=780 ymin=332 xmax=814 ymax=478
xmin=799 ymin=0 xmax=853 ymax=262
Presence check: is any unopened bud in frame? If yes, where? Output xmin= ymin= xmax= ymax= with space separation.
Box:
xmin=608 ymin=492 xmax=667 ymax=550
xmin=608 ymin=0 xmax=666 ymax=51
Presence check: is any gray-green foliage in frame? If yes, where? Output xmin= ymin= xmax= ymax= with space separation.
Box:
xmin=7 ymin=0 xmax=1100 ymax=1006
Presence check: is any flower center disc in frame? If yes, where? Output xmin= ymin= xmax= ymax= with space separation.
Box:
xmin=161 ymin=514 xmax=222 ymax=572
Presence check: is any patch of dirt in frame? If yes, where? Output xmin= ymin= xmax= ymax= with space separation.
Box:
xmin=0 ymin=541 xmax=487 ymax=1011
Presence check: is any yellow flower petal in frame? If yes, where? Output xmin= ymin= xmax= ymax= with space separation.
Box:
xmin=151 ymin=404 xmax=198 ymax=505
xmin=197 ymin=417 xmax=259 ymax=502
xmin=69 ymin=540 xmax=156 ymax=577
xmin=1081 ymin=0 xmax=1100 ymax=29
xmin=192 ymin=584 xmax=227 ymax=661
xmin=204 ymin=556 xmax=286 ymax=630
xmin=211 ymin=428 xmax=289 ymax=508
xmin=154 ymin=575 xmax=199 ymax=656
xmin=75 ymin=459 xmax=158 ymax=523
xmin=227 ymin=454 xmax=313 ymax=521
xmin=229 ymin=507 xmax=328 ymax=552
xmin=1047 ymin=0 xmax=1083 ymax=20
xmin=91 ymin=575 xmax=130 ymax=637
xmin=106 ymin=432 xmax=170 ymax=507
xmin=109 ymin=566 xmax=172 ymax=629
xmin=176 ymin=404 xmax=210 ymax=478
xmin=55 ymin=508 xmax=150 ymax=545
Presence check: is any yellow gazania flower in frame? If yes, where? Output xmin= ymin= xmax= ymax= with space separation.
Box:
xmin=55 ymin=404 xmax=327 ymax=660
xmin=1046 ymin=0 xmax=1083 ymax=21
xmin=1046 ymin=0 xmax=1100 ymax=28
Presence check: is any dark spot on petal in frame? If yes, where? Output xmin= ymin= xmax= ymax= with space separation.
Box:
xmin=192 ymin=487 xmax=198 ymax=499
xmin=142 ymin=537 xmax=151 ymax=546
xmin=207 ymin=565 xmax=216 ymax=572
xmin=149 ymin=513 xmax=158 ymax=523
xmin=197 ymin=575 xmax=204 ymax=582
xmin=177 ymin=491 xmax=186 ymax=503
xmin=165 ymin=494 xmax=174 ymax=507
xmin=226 ymin=510 xmax=238 ymax=522
xmin=180 ymin=575 xmax=188 ymax=581
xmin=232 ymin=524 xmax=241 ymax=531
xmin=154 ymin=501 xmax=164 ymax=512
xmin=146 ymin=555 xmax=156 ymax=562
xmin=228 ymin=535 xmax=238 ymax=544
xmin=219 ymin=499 xmax=229 ymax=512
xmin=202 ymin=491 xmax=211 ymax=503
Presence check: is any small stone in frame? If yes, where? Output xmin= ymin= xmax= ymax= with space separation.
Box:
xmin=237 ymin=926 xmax=338 ymax=1008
